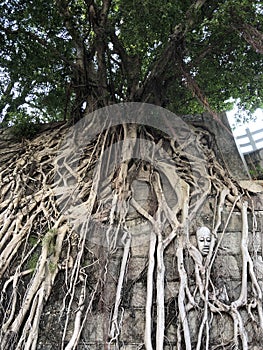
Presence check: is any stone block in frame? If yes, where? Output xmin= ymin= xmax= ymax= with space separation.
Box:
xmin=101 ymin=282 xmax=117 ymax=308
xmin=213 ymin=255 xmax=241 ymax=280
xmin=107 ymin=255 xmax=122 ymax=278
xmin=225 ymin=280 xmax=242 ymax=302
xmin=119 ymin=344 xmax=144 ymax=349
xmin=253 ymin=194 xmax=263 ymax=210
xmin=210 ymin=313 xmax=234 ymax=344
xmin=164 ymin=254 xmax=179 ymax=282
xmin=220 ymin=211 xmax=243 ymax=232
xmin=82 ymin=313 xmax=108 ymax=343
xmin=240 ymin=309 xmax=263 ymax=346
xmin=254 ymin=210 xmax=263 ymax=232
xmin=217 ymin=228 xmax=263 ymax=257
xmin=130 ymin=282 xmax=147 ymax=307
xmin=217 ymin=231 xmax=241 ymax=255
xmin=165 ymin=281 xmax=179 ymax=301
xmin=73 ymin=344 xmax=105 ymax=350
xmin=221 ymin=210 xmax=263 ymax=232
xmin=127 ymin=180 xmax=151 ymax=220
xmin=248 ymin=231 xmax=263 ymax=254
xmin=188 ymin=309 xmax=200 ymax=343
xmin=127 ymin=257 xmax=148 ymax=280
xmin=121 ymin=309 xmax=145 ymax=343
xmin=127 ymin=220 xmax=151 ymax=257
xmin=37 ymin=345 xmax=54 ymax=350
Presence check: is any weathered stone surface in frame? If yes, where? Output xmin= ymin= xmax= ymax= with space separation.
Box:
xmin=121 ymin=309 xmax=145 ymax=343
xmin=127 ymin=180 xmax=151 ymax=220
xmin=130 ymin=282 xmax=147 ymax=307
xmin=127 ymin=257 xmax=148 ymax=280
xmin=82 ymin=314 xmax=107 ymax=343
xmin=182 ymin=112 xmax=250 ymax=180
xmin=245 ymin=148 xmax=263 ymax=180
xmin=127 ymin=220 xmax=151 ymax=256
xmin=165 ymin=281 xmax=179 ymax=300
xmin=214 ymin=255 xmax=241 ymax=280
xmin=210 ymin=313 xmax=234 ymax=344
xmin=165 ymin=323 xmax=177 ymax=345
xmin=252 ymin=193 xmax=263 ymax=210
xmin=218 ymin=231 xmax=241 ymax=255
xmin=164 ymin=254 xmax=179 ymax=281
xmin=220 ymin=209 xmax=263 ymax=232
xmin=255 ymin=258 xmax=263 ymax=280
xmin=3 ymin=117 xmax=263 ymax=350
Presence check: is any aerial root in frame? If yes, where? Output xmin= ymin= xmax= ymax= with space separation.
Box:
xmin=0 ymin=123 xmax=262 ymax=350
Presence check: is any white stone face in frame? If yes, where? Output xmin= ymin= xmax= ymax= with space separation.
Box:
xmin=196 ymin=226 xmax=211 ymax=256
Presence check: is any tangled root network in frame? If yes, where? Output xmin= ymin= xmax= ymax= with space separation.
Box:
xmin=0 ymin=108 xmax=263 ymax=350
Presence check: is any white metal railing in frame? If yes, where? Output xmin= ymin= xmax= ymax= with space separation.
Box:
xmin=236 ymin=127 xmax=263 ymax=154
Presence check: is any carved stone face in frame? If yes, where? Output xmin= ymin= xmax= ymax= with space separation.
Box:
xmin=196 ymin=226 xmax=211 ymax=256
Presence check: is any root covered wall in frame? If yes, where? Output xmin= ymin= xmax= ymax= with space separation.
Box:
xmin=0 ymin=108 xmax=263 ymax=350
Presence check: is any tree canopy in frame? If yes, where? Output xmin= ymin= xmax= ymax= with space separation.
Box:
xmin=0 ymin=0 xmax=262 ymax=125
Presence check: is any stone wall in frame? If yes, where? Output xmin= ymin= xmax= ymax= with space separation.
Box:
xmin=245 ymin=148 xmax=263 ymax=180
xmin=36 ymin=113 xmax=263 ymax=349
xmin=182 ymin=112 xmax=251 ymax=180
xmin=36 ymin=185 xmax=263 ymax=349
xmin=1 ymin=114 xmax=263 ymax=349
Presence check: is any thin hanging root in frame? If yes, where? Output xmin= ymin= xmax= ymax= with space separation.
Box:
xmin=231 ymin=308 xmax=248 ymax=350
xmin=109 ymin=230 xmax=131 ymax=343
xmin=61 ymin=129 xmax=110 ymax=346
xmin=156 ymin=226 xmax=165 ymax=350
xmin=16 ymin=287 xmax=45 ymax=350
xmin=150 ymin=169 xmax=190 ymax=350
xmin=1 ymin=222 xmax=68 ymax=350
xmin=145 ymin=231 xmax=156 ymax=350
xmin=66 ymin=278 xmax=101 ymax=350
xmin=177 ymin=232 xmax=192 ymax=350
xmin=1 ymin=120 xmax=263 ymax=350
xmin=0 ymin=269 xmax=34 ymax=336
xmin=149 ymin=173 xmax=166 ymax=350
xmin=196 ymin=288 xmax=209 ymax=350
xmin=64 ymin=278 xmax=87 ymax=350
xmin=230 ymin=200 xmax=263 ymax=340
xmin=129 ymin=199 xmax=156 ymax=350
xmin=233 ymin=201 xmax=262 ymax=309
xmin=195 ymin=188 xmax=233 ymax=349
xmin=0 ymin=209 xmax=38 ymax=278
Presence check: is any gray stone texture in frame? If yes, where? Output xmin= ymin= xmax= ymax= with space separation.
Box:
xmin=182 ymin=112 xmax=251 ymax=180
xmin=2 ymin=115 xmax=262 ymax=349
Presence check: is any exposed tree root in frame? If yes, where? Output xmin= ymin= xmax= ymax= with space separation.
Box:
xmin=0 ymin=120 xmax=262 ymax=350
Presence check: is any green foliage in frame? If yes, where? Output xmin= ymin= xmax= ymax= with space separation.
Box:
xmin=27 ymin=252 xmax=39 ymax=272
xmin=249 ymin=165 xmax=263 ymax=179
xmin=0 ymin=0 xmax=262 ymax=123
xmin=42 ymin=228 xmax=57 ymax=255
xmin=48 ymin=262 xmax=57 ymax=274
xmin=9 ymin=110 xmax=41 ymax=140
xmin=28 ymin=235 xmax=39 ymax=247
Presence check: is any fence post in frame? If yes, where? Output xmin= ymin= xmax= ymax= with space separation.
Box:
xmin=245 ymin=128 xmax=257 ymax=151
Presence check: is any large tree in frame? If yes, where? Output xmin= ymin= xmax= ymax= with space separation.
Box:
xmin=0 ymin=0 xmax=262 ymax=124
xmin=1 ymin=2 xmax=263 ymax=350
